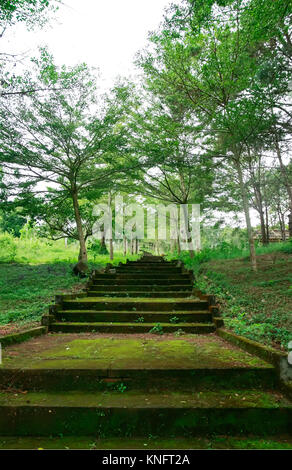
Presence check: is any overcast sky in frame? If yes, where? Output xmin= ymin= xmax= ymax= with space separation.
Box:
xmin=3 ymin=0 xmax=170 ymax=89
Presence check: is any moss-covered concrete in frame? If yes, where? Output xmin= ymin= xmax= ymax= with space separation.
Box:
xmin=0 ymin=327 xmax=47 ymax=348
xmin=217 ymin=328 xmax=287 ymax=366
xmin=0 ymin=389 xmax=291 ymax=437
xmin=0 ymin=334 xmax=274 ymax=370
xmin=0 ymin=435 xmax=292 ymax=449
xmin=50 ymin=322 xmax=216 ymax=334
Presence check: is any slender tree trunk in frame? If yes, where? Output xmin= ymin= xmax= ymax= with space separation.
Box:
xmin=171 ymin=238 xmax=176 ymax=253
xmin=177 ymin=236 xmax=181 ymax=255
xmin=123 ymin=236 xmax=127 ymax=256
xmin=108 ymin=192 xmax=113 ymax=261
xmin=101 ymin=235 xmax=106 ymax=252
xmin=109 ymin=238 xmax=114 ymax=261
xmin=278 ymin=209 xmax=286 ymax=241
xmin=253 ymin=185 xmax=267 ymax=244
xmin=274 ymin=137 xmax=292 ymax=237
xmin=181 ymin=203 xmax=194 ymax=258
xmin=234 ymin=159 xmax=257 ymax=272
xmin=265 ymin=205 xmax=270 ymax=243
xmin=72 ymin=190 xmax=88 ymax=265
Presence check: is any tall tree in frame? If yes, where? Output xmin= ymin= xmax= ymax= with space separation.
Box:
xmin=0 ymin=58 xmax=134 ymax=269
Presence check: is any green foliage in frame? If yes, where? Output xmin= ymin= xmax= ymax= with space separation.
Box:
xmin=135 ymin=316 xmax=145 ymax=323
xmin=174 ymin=329 xmax=185 ymax=337
xmin=149 ymin=323 xmax=164 ymax=335
xmin=0 ymin=232 xmax=17 ymax=262
xmin=0 ymin=0 xmax=59 ymax=28
xmin=169 ymin=316 xmax=180 ymax=324
xmin=88 ymin=240 xmax=109 ymax=259
xmin=0 ymin=262 xmax=82 ymax=326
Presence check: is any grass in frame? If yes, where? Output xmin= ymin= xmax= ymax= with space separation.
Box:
xmin=167 ymin=241 xmax=292 ymax=350
xmin=0 ymin=236 xmax=138 ymax=334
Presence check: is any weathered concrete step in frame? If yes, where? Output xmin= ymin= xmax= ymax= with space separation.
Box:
xmin=0 ymin=390 xmax=290 ymax=436
xmin=116 ymin=267 xmax=182 ymax=272
xmin=89 ymin=284 xmax=193 ymax=292
xmin=93 ymin=274 xmax=191 ymax=280
xmin=87 ymin=291 xmax=193 ymax=298
xmin=1 ymin=436 xmax=292 ymax=450
xmin=62 ymin=298 xmax=209 ymax=311
xmin=92 ymin=278 xmax=191 ymax=285
xmin=0 ymin=367 xmax=276 ymax=392
xmin=49 ymin=322 xmax=216 ymax=334
xmin=56 ymin=310 xmax=212 ymax=323
xmin=50 ymin=322 xmax=216 ymax=334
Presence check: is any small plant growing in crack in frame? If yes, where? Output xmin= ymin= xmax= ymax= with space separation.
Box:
xmin=170 ymin=316 xmax=180 ymax=324
xmin=174 ymin=328 xmax=185 ymax=337
xmin=149 ymin=323 xmax=164 ymax=335
xmin=135 ymin=316 xmax=145 ymax=323
xmin=116 ymin=382 xmax=127 ymax=393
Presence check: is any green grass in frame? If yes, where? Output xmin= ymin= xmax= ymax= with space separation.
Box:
xmin=0 ymin=236 xmax=138 ymax=332
xmin=167 ymin=243 xmax=292 ymax=350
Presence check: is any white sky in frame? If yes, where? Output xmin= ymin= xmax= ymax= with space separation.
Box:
xmin=2 ymin=0 xmax=170 ymax=89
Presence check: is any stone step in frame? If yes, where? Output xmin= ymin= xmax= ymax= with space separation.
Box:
xmin=92 ymin=278 xmax=192 ymax=285
xmin=0 ymin=335 xmax=276 ymax=391
xmin=1 ymin=436 xmax=292 ymax=450
xmin=0 ymin=390 xmax=290 ymax=436
xmin=49 ymin=322 xmax=216 ymax=334
xmin=56 ymin=310 xmax=212 ymax=323
xmin=87 ymin=291 xmax=193 ymax=298
xmin=93 ymin=273 xmax=191 ymax=280
xmin=89 ymin=284 xmax=193 ymax=292
xmin=0 ymin=367 xmax=275 ymax=392
xmin=116 ymin=267 xmax=183 ymax=273
xmin=62 ymin=298 xmax=209 ymax=311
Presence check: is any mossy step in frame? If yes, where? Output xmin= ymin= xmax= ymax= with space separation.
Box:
xmin=0 ymin=390 xmax=291 ymax=437
xmin=0 ymin=368 xmax=276 ymax=392
xmin=49 ymin=322 xmax=216 ymax=334
xmin=62 ymin=298 xmax=209 ymax=312
xmin=56 ymin=310 xmax=212 ymax=323
xmin=87 ymin=291 xmax=193 ymax=298
xmin=116 ymin=268 xmax=183 ymax=273
xmin=92 ymin=279 xmax=191 ymax=285
xmin=1 ymin=436 xmax=292 ymax=449
xmin=90 ymin=285 xmax=193 ymax=292
xmin=93 ymin=274 xmax=191 ymax=280
xmin=0 ymin=335 xmax=276 ymax=390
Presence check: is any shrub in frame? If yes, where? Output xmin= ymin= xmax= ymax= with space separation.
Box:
xmin=0 ymin=232 xmax=17 ymax=262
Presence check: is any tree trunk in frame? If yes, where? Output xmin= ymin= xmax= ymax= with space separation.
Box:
xmin=177 ymin=236 xmax=181 ymax=255
xmin=253 ymin=184 xmax=267 ymax=244
xmin=265 ymin=205 xmax=270 ymax=243
xmin=108 ymin=192 xmax=113 ymax=260
xmin=109 ymin=238 xmax=114 ymax=261
xmin=123 ymin=236 xmax=127 ymax=256
xmin=181 ymin=203 xmax=194 ymax=258
xmin=72 ymin=190 xmax=88 ymax=265
xmin=275 ymin=137 xmax=292 ymax=237
xmin=235 ymin=159 xmax=257 ymax=271
xmin=170 ymin=238 xmax=176 ymax=253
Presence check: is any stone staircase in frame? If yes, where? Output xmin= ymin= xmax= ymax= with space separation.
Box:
xmin=46 ymin=255 xmax=219 ymax=334
xmin=0 ymin=255 xmax=291 ymax=447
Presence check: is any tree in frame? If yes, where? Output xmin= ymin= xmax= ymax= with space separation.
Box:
xmin=137 ymin=0 xmax=292 ymax=269
xmin=125 ymin=93 xmax=215 ymax=257
xmin=0 ymin=0 xmax=60 ymax=34
xmin=0 ymin=58 xmax=135 ymax=268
